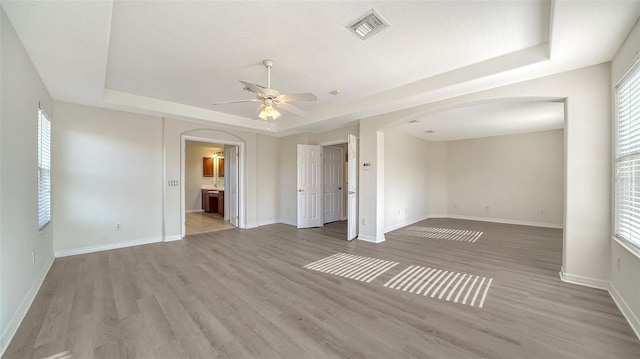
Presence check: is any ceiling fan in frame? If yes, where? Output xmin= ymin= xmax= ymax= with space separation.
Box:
xmin=212 ymin=59 xmax=317 ymax=121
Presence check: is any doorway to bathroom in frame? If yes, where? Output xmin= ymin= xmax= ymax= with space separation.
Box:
xmin=183 ymin=139 xmax=239 ymax=235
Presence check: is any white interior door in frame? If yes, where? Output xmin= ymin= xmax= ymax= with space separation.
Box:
xmin=297 ymin=144 xmax=323 ymax=228
xmin=226 ymin=145 xmax=239 ymax=227
xmin=323 ymin=147 xmax=343 ymax=224
xmin=347 ymin=134 xmax=358 ymax=241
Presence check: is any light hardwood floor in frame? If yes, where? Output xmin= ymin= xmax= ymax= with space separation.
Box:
xmin=4 ymin=219 xmax=639 ymax=358
xmin=185 ymin=211 xmax=235 ymax=235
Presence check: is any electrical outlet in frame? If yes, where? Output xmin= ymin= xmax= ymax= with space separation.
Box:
xmin=540 ymin=209 xmax=545 ymax=215
xmin=115 ymin=223 xmax=121 ymax=230
xmin=617 ymin=256 xmax=621 ymax=271
xmin=362 ymin=218 xmax=366 ymax=225
xmin=485 ymin=206 xmax=490 ymax=211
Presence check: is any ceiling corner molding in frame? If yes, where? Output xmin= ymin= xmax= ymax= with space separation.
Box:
xmin=547 ymin=0 xmax=557 ymax=59
xmin=276 ymin=44 xmax=551 ymax=134
xmin=103 ymin=89 xmax=268 ymax=131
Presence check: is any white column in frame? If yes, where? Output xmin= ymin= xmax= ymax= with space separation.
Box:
xmin=358 ymin=121 xmax=386 ymax=243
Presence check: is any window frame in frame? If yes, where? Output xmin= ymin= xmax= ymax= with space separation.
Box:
xmin=614 ymin=57 xmax=640 ymax=250
xmin=38 ymin=108 xmax=51 ymax=230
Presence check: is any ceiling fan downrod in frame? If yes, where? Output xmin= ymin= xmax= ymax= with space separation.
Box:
xmin=263 ymin=59 xmax=274 ymax=89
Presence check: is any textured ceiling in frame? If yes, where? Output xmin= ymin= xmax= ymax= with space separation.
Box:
xmin=2 ymin=0 xmax=639 ymax=139
xmin=393 ymin=101 xmax=565 ymax=142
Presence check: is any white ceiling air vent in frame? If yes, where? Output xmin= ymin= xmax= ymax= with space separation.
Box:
xmin=347 ymin=9 xmax=390 ymax=40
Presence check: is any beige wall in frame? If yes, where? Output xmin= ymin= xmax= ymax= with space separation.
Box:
xmin=384 ymin=130 xmax=564 ymax=231
xmin=53 ymin=102 xmax=163 ymax=254
xmin=278 ymin=133 xmax=308 ymax=225
xmin=358 ymin=122 xmax=386 ymax=242
xmin=308 ymin=124 xmax=359 ymax=145
xmin=0 ymin=8 xmax=54 ymax=353
xmin=256 ymin=134 xmax=280 ymax=226
xmin=384 ymin=131 xmax=430 ymax=231
xmin=427 ymin=141 xmax=448 ymax=216
xmin=358 ymin=63 xmax=612 ymax=284
xmin=51 ymin=107 xmax=281 ymax=248
xmin=610 ymin=18 xmax=640 ymax=339
xmin=447 ymin=129 xmax=564 ymax=227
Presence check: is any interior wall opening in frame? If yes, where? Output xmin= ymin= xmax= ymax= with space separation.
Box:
xmin=322 ymin=143 xmax=348 ymax=238
xmin=181 ymin=136 xmax=242 ymax=237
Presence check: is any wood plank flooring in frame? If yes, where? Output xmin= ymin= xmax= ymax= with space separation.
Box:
xmin=4 ymin=218 xmax=640 ymax=358
xmin=185 ymin=211 xmax=235 ymax=235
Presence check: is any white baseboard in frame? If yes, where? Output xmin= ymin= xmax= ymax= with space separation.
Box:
xmin=384 ymin=216 xmax=430 ymax=233
xmin=358 ymin=234 xmax=386 ymax=243
xmin=448 ymin=214 xmax=563 ymax=229
xmin=55 ymin=236 xmax=163 ymax=257
xmin=560 ymin=271 xmax=639 ymax=341
xmin=559 ymin=270 xmax=609 ymax=290
xmin=257 ymin=219 xmax=279 ymax=227
xmin=278 ymin=218 xmax=297 ymax=226
xmin=0 ymin=254 xmax=54 ymax=358
xmin=383 ymin=214 xmax=562 ymax=233
xmin=185 ymin=209 xmax=204 ymax=213
xmin=609 ymin=282 xmax=640 ymax=340
xmin=164 ymin=234 xmax=182 ymax=242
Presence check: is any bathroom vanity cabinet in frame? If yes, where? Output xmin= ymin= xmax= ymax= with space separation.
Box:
xmin=201 ymin=189 xmax=224 ymax=216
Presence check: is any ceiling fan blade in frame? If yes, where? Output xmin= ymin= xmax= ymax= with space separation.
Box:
xmin=212 ymin=99 xmax=261 ymax=105
xmin=279 ymin=92 xmax=317 ymax=102
xmin=278 ymin=102 xmax=308 ymax=116
xmin=240 ymin=80 xmax=267 ymax=97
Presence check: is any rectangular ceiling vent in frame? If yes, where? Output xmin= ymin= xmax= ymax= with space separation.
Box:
xmin=347 ymin=9 xmax=390 ymax=40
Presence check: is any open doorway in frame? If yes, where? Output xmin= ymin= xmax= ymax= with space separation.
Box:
xmin=182 ymin=138 xmax=240 ymax=236
xmin=322 ymin=144 xmax=347 ymax=232
xmin=298 ymin=135 xmax=358 ymax=241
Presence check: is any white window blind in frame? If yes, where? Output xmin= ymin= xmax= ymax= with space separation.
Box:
xmin=615 ymin=58 xmax=640 ymax=248
xmin=38 ymin=108 xmax=51 ymax=229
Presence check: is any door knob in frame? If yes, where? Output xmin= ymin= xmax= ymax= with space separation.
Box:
xmin=298 ymin=189 xmax=304 ymax=192
xmin=338 ymin=187 xmax=342 ymax=190
xmin=349 ymin=191 xmax=356 ymax=194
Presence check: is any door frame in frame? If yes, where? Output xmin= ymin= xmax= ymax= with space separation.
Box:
xmin=224 ymin=145 xmax=239 ymax=227
xmin=319 ymin=139 xmax=354 ymax=234
xmin=322 ymin=146 xmax=345 ymax=224
xmin=297 ymin=144 xmax=324 ymax=228
xmin=181 ymin=135 xmax=245 ymax=237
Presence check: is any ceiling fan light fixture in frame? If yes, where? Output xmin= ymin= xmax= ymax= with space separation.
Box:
xmin=212 ymin=60 xmax=316 ymax=121
xmin=258 ymin=104 xmax=281 ymax=121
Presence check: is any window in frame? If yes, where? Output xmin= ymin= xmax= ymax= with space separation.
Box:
xmin=615 ymin=58 xmax=640 ymax=248
xmin=38 ymin=108 xmax=51 ymax=229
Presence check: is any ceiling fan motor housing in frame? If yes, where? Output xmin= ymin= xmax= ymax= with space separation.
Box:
xmin=212 ymin=58 xmax=316 ymax=119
